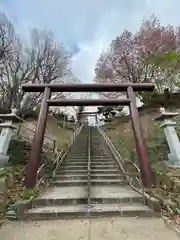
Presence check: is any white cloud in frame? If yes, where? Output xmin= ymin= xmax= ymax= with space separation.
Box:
xmin=71 ymin=0 xmax=180 ymax=83
xmin=2 ymin=0 xmax=180 ymax=83
xmin=2 ymin=0 xmax=180 ymax=125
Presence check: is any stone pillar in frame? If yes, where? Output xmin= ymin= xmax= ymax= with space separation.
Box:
xmin=0 ymin=110 xmax=22 ymax=168
xmin=63 ymin=115 xmax=66 ymax=128
xmin=153 ymin=107 xmax=180 ymax=167
xmin=95 ymin=114 xmax=98 ymax=125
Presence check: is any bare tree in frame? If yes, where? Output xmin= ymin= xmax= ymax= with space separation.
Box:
xmin=0 ymin=14 xmax=78 ymax=117
xmin=0 ymin=13 xmax=17 ymax=61
xmin=30 ymin=29 xmax=70 ymax=83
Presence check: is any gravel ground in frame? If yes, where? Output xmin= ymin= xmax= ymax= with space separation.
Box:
xmin=0 ymin=217 xmax=179 ymax=240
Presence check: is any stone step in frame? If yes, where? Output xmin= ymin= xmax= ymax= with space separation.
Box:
xmin=70 ymin=142 xmax=87 ymax=144
xmin=61 ymin=163 xmax=88 ymax=166
xmin=54 ymin=173 xmax=124 ymax=180
xmin=67 ymin=153 xmax=88 ymax=156
xmin=91 ymin=137 xmax=103 ymax=138
xmin=68 ymin=153 xmax=87 ymax=155
xmin=70 ymin=140 xmax=87 ymax=141
xmin=59 ymin=166 xmax=87 ymax=170
xmin=91 ymin=170 xmax=123 ymax=174
xmin=52 ymin=179 xmax=87 ymax=186
xmin=56 ymin=171 xmax=124 ymax=179
xmin=34 ymin=197 xmax=88 ymax=206
xmin=65 ymin=156 xmax=88 ymax=159
xmin=55 ymin=172 xmax=88 ymax=176
xmin=91 ymin=174 xmax=124 ymax=179
xmin=91 ymin=196 xmax=143 ymax=205
xmin=68 ymin=150 xmax=87 ymax=153
xmin=33 ymin=195 xmax=144 ymax=207
xmin=63 ymin=162 xmax=117 ymax=166
xmin=91 ymin=143 xmax=106 ymax=145
xmin=52 ymin=179 xmax=125 ymax=186
xmin=90 ymin=156 xmax=113 ymax=159
xmin=24 ymin=203 xmax=157 ymax=220
xmin=90 ymin=162 xmax=117 ymax=166
xmin=64 ymin=159 xmax=88 ymax=162
xmin=67 ymin=155 xmax=110 ymax=158
xmin=54 ymin=175 xmax=88 ymax=180
xmin=61 ymin=162 xmax=88 ymax=166
xmin=71 ymin=144 xmax=87 ymax=146
xmin=59 ymin=165 xmax=118 ymax=170
xmin=61 ymin=162 xmax=117 ymax=166
xmin=63 ymin=159 xmax=114 ymax=163
xmin=55 ymin=169 xmax=88 ymax=174
xmin=91 ymin=153 xmax=112 ymax=156
xmin=56 ymin=168 xmax=121 ymax=174
xmin=68 ymin=154 xmax=111 ymax=158
xmin=90 ymin=138 xmax=102 ymax=140
xmin=66 ymin=154 xmax=88 ymax=158
xmin=68 ymin=151 xmax=88 ymax=153
xmin=91 ymin=165 xmax=118 ymax=169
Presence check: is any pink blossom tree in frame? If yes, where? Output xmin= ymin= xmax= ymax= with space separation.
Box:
xmin=95 ymin=15 xmax=180 ymax=100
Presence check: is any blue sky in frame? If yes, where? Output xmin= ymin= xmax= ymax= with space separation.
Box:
xmin=1 ymin=0 xmax=180 ymax=84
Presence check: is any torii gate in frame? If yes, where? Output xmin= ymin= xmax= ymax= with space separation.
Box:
xmin=78 ymin=111 xmax=98 ymax=125
xmin=22 ymin=83 xmax=154 ymax=189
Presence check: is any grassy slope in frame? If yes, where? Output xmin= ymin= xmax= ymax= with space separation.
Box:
xmin=103 ymin=107 xmax=180 ymax=172
xmin=103 ymin=107 xmax=180 ymax=221
xmin=1 ymin=115 xmax=77 ymax=205
xmin=20 ymin=115 xmax=77 ymax=150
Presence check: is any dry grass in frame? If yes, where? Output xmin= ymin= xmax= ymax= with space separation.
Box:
xmin=16 ymin=115 xmax=77 ymax=151
xmin=103 ymin=107 xmax=180 ymax=230
xmin=2 ymin=115 xmax=78 ymax=206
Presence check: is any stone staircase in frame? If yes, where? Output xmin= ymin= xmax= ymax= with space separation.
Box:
xmin=24 ymin=126 xmax=158 ymax=220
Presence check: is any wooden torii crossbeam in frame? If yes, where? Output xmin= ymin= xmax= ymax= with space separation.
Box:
xmin=22 ymin=83 xmax=155 ymax=189
xmin=22 ymin=83 xmax=154 ymax=92
xmin=47 ymin=99 xmax=130 ymax=106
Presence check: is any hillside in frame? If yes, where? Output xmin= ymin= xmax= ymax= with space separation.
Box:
xmin=103 ymin=106 xmax=169 ymax=168
xmin=103 ymin=106 xmax=180 ymax=227
xmin=19 ymin=115 xmax=78 ymax=151
xmin=0 ymin=115 xmax=78 ymax=220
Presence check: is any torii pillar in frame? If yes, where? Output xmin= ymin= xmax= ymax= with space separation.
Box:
xmin=24 ymin=87 xmax=51 ymax=188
